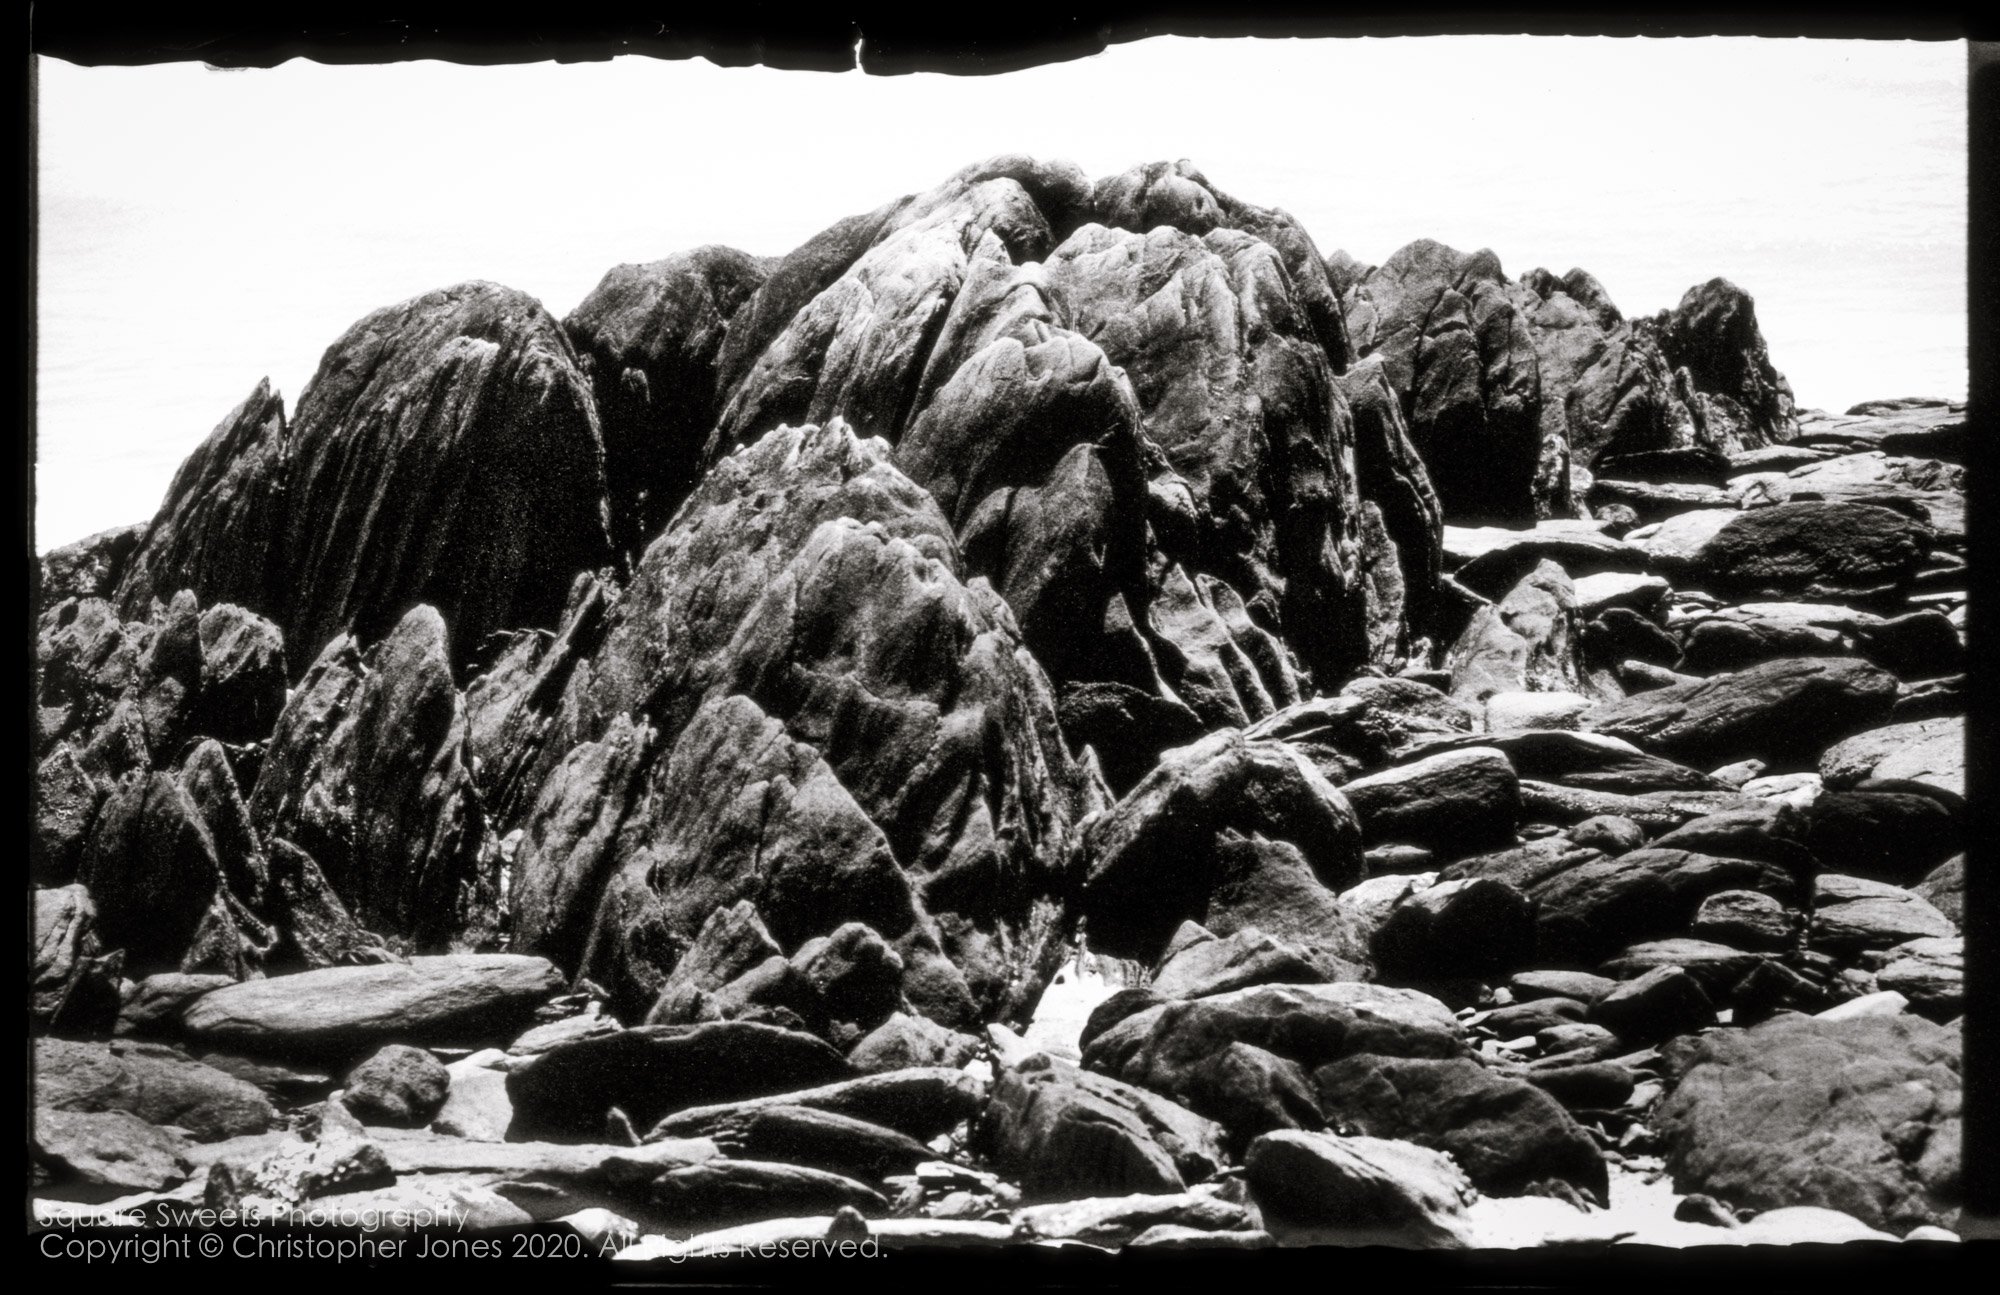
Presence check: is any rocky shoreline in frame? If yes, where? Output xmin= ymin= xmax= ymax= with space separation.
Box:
xmin=32 ymin=155 xmax=1965 ymax=1255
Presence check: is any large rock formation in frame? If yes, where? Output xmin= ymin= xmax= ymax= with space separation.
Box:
xmin=469 ymin=419 xmax=1093 ymax=1027
xmin=116 ymin=283 xmax=615 ymax=675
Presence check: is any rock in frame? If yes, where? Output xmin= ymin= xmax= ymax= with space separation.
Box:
xmin=1312 ymin=1054 xmax=1608 ymax=1202
xmin=1010 ymin=1188 xmax=1252 ymax=1247
xmin=702 ymin=1104 xmax=935 ymax=1183
xmin=1529 ymin=848 xmax=1798 ymax=966
xmin=115 ymin=974 xmax=237 ymax=1040
xmin=563 ymin=246 xmax=768 ymax=554
xmin=1522 ymin=1062 xmax=1636 ymax=1111
xmin=1588 ymin=656 xmax=1899 ymax=769
xmin=1588 ymin=477 xmax=1733 ymax=524
xmin=35 ymin=1037 xmax=278 ymax=1141
xmin=1655 ymin=279 xmax=1797 ymax=447
xmin=1816 ymin=990 xmax=1910 ymax=1022
xmin=1818 ymin=716 xmax=1964 ymax=798
xmin=643 ymin=900 xmax=784 ymax=1027
xmin=475 ymin=420 xmax=1090 ymax=1028
xmin=1337 ymin=747 xmax=1520 ymax=860
xmin=1443 ymin=524 xmax=1648 ymax=601
xmin=1804 ymin=791 xmax=1959 ymax=885
xmin=1732 ymin=1205 xmax=1900 ymax=1245
xmin=505 ymin=1021 xmax=851 ymax=1142
xmin=1477 ymin=997 xmax=1586 ymax=1039
xmin=1647 ymin=502 xmax=1931 ymax=602
xmin=1081 ymin=727 xmax=1363 ymax=960
xmin=976 ymin=1052 xmax=1227 ymax=1201
xmin=847 ymin=1013 xmax=981 ymax=1074
xmin=1810 ymin=875 xmax=1955 ymax=957
xmin=1445 ymin=561 xmax=1594 ymax=707
xmin=1509 ymin=970 xmax=1617 ymax=1005
xmin=1082 ymin=982 xmax=1463 ymax=1136
xmin=1244 ymin=1129 xmax=1475 ymax=1248
xmin=1343 ymin=241 xmax=1545 ymax=524
xmin=1150 ymin=926 xmax=1326 ymax=1001
xmin=508 ymin=1005 xmax=622 ymax=1056
xmin=1912 ymin=856 xmax=1963 ymax=925
xmin=1128 ymin=1225 xmax=1275 ymax=1249
xmin=789 ymin=922 xmax=905 ymax=1032
xmin=1444 ymin=729 xmax=1721 ymax=795
xmin=1588 ymin=966 xmax=1715 ymax=1044
xmin=1654 ymin=1013 xmax=1960 ymax=1235
xmin=1365 ymin=844 xmax=1437 ymax=875
xmin=32 ymin=1109 xmax=194 ymax=1203
xmin=1689 ymin=890 xmax=1795 ymax=952
xmin=1853 ymin=610 xmax=1963 ymax=679
xmin=1568 ymin=815 xmax=1645 ymax=856
xmin=1534 ymin=1023 xmax=1621 ymax=1062
xmin=1598 ymin=940 xmax=1772 ymax=999
xmin=1484 ymin=690 xmax=1595 ymax=733
xmin=341 ymin=1045 xmax=450 ymax=1128
xmin=39 ymin=523 xmax=146 ymax=606
xmin=430 ymin=1053 xmax=515 ymax=1141
xmin=117 ymin=286 xmax=615 ymax=674
xmin=32 ymin=884 xmax=122 ymax=1035
xmin=650 ymin=1160 xmax=887 ymax=1227
xmin=248 ymin=605 xmax=495 ymax=951
xmin=648 ymin=1068 xmax=986 ymax=1144
xmin=181 ymin=955 xmax=563 ymax=1059
xmin=1371 ymin=878 xmax=1535 ymax=983
xmin=203 ymin=1103 xmax=396 ymax=1212
xmin=1647 ymin=803 xmax=1816 ymax=872
xmin=1874 ymin=938 xmax=1963 ymax=1021
xmin=1572 ymin=572 xmax=1670 ymax=618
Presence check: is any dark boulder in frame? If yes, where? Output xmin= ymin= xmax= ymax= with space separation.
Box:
xmin=1336 ymin=747 xmax=1520 ymax=861
xmin=341 ymin=1044 xmax=450 ymax=1128
xmin=1312 ymin=1053 xmax=1608 ymax=1202
xmin=1588 ymin=656 xmax=1898 ymax=769
xmin=1655 ymin=1013 xmax=1960 ymax=1235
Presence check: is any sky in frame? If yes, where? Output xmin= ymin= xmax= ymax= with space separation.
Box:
xmin=33 ymin=36 xmax=1966 ymax=550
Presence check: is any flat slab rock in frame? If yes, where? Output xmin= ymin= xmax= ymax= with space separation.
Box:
xmin=180 ymin=955 xmax=565 ymax=1058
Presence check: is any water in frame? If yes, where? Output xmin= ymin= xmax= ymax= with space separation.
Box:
xmin=33 ymin=38 xmax=1966 ymax=551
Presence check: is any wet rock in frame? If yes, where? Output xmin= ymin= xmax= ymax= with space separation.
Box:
xmin=1528 ymin=847 xmax=1798 ymax=966
xmin=1818 ymin=715 xmax=1964 ymax=799
xmin=650 ymin=1159 xmax=887 ymax=1227
xmin=1804 ymin=790 xmax=1959 ymax=886
xmin=1445 ymin=561 xmax=1594 ymax=707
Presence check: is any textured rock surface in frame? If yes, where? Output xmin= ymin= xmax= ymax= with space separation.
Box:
xmin=1655 ymin=1014 xmax=1961 ymax=1235
xmin=1588 ymin=656 xmax=1898 ymax=768
xmin=117 ymin=284 xmax=615 ymax=673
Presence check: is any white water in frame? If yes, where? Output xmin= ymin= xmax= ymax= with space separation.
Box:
xmin=34 ymin=37 xmax=1966 ymax=550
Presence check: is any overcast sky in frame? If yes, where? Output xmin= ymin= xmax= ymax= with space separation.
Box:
xmin=34 ymin=36 xmax=1966 ymax=550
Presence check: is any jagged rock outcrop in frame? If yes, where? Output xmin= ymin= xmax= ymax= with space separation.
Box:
xmin=1335 ymin=244 xmax=1799 ymax=524
xmin=115 ymin=283 xmax=615 ymax=675
xmin=470 ymin=420 xmax=1092 ymax=1027
xmin=564 ymin=246 xmax=770 ymax=555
